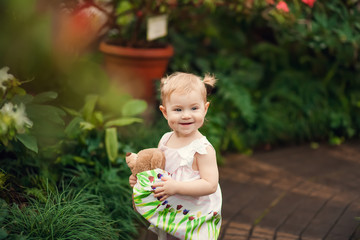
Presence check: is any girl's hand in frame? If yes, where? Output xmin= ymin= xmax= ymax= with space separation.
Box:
xmin=152 ymin=176 xmax=178 ymax=201
xmin=129 ymin=174 xmax=137 ymax=188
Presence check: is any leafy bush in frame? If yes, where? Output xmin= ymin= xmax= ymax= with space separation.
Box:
xmin=0 ymin=67 xmax=148 ymax=239
xmin=0 ymin=67 xmax=65 ymax=154
xmin=167 ymin=0 xmax=360 ymax=159
xmin=57 ymin=90 xmax=147 ymax=168
xmin=0 ymin=66 xmax=66 ymax=202
xmin=0 ymin=1 xmax=151 ymax=239
xmin=53 ymin=89 xmax=149 ymax=239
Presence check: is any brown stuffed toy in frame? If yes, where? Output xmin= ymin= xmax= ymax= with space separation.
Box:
xmin=126 ymin=148 xmax=166 ymax=176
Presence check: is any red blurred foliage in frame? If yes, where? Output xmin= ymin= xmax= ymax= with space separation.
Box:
xmin=266 ymin=0 xmax=275 ymax=4
xmin=54 ymin=0 xmax=110 ymax=57
xmin=276 ymin=1 xmax=289 ymax=12
xmin=302 ymin=0 xmax=316 ymax=8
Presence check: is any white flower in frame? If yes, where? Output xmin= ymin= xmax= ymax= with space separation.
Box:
xmin=12 ymin=104 xmax=33 ymax=131
xmin=0 ymin=102 xmax=14 ymax=115
xmin=0 ymin=67 xmax=14 ymax=92
xmin=0 ymin=102 xmax=33 ymax=133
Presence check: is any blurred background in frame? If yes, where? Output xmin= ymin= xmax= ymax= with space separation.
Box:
xmin=0 ymin=0 xmax=359 ymax=239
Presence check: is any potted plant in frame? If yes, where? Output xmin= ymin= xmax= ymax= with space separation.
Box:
xmin=98 ymin=0 xmax=176 ymax=105
xmin=55 ymin=0 xmax=218 ymax=105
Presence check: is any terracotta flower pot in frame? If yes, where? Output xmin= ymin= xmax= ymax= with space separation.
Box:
xmin=99 ymin=41 xmax=174 ymax=104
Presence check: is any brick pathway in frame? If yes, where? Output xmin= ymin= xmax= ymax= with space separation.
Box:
xmin=219 ymin=141 xmax=360 ymax=240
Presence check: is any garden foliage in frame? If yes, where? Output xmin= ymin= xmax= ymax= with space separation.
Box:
xmin=1 ymin=1 xmax=150 ymax=238
xmin=1 ymin=0 xmax=360 ymax=238
xmin=167 ymin=0 xmax=360 ymax=157
xmin=0 ymin=66 xmax=147 ymax=239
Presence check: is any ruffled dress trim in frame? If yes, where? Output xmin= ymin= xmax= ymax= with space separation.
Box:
xmin=159 ymin=132 xmax=212 ymax=170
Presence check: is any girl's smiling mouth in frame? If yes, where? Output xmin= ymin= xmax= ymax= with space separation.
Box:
xmin=180 ymin=122 xmax=193 ymax=125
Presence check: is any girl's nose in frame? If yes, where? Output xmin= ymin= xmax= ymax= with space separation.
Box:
xmin=182 ymin=110 xmax=191 ymax=118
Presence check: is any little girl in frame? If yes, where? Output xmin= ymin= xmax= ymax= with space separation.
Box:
xmin=129 ymin=72 xmax=222 ymax=240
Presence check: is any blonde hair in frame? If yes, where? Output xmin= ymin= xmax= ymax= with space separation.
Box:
xmin=160 ymin=72 xmax=216 ymax=105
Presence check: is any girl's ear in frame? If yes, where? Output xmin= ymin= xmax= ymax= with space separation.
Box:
xmin=204 ymin=102 xmax=210 ymax=115
xmin=159 ymin=105 xmax=168 ymax=119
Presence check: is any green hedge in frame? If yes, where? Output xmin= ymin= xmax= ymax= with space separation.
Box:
xmin=167 ymin=0 xmax=360 ymax=156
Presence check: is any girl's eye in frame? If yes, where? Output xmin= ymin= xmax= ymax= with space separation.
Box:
xmin=174 ymin=108 xmax=181 ymax=112
xmin=192 ymin=107 xmax=198 ymax=110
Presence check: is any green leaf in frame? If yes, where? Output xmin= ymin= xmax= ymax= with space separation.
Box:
xmin=27 ymin=105 xmax=66 ymax=126
xmin=73 ymin=156 xmax=87 ymax=164
xmin=11 ymin=86 xmax=26 ymax=96
xmin=62 ymin=106 xmax=81 ymax=117
xmin=105 ymin=128 xmax=118 ymax=163
xmin=32 ymin=91 xmax=58 ymax=103
xmin=218 ymin=79 xmax=256 ymax=125
xmin=231 ymin=131 xmax=245 ymax=151
xmin=11 ymin=94 xmax=33 ymax=105
xmin=64 ymin=117 xmax=83 ymax=138
xmin=104 ymin=117 xmax=143 ymax=128
xmin=82 ymin=95 xmax=98 ymax=121
xmin=116 ymin=1 xmax=134 ymax=26
xmin=79 ymin=121 xmax=95 ymax=130
xmin=121 ymin=99 xmax=147 ymax=117
xmin=73 ymin=156 xmax=94 ymax=166
xmin=94 ymin=111 xmax=104 ymax=125
xmin=313 ymin=11 xmax=328 ymax=28
xmin=16 ymin=134 xmax=38 ymax=153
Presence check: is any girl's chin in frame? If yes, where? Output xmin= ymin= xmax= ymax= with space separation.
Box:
xmin=175 ymin=129 xmax=197 ymax=136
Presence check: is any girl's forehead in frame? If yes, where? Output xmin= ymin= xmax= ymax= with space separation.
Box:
xmin=167 ymin=90 xmax=205 ymax=105
xmin=171 ymin=89 xmax=201 ymax=98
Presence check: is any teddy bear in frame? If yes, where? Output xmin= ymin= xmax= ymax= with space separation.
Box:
xmin=126 ymin=148 xmax=166 ymax=211
xmin=125 ymin=148 xmax=166 ymax=176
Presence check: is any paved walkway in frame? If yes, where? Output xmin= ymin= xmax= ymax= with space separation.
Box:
xmin=219 ymin=141 xmax=360 ymax=240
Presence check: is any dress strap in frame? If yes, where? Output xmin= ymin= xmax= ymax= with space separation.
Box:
xmin=158 ymin=132 xmax=172 ymax=149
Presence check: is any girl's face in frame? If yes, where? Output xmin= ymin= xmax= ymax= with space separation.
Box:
xmin=160 ymin=90 xmax=209 ymax=138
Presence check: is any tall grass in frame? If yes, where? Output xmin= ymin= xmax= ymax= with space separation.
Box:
xmin=66 ymin=166 xmax=146 ymax=240
xmin=4 ymin=184 xmax=119 ymax=239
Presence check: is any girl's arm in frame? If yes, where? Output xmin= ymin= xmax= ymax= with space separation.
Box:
xmin=129 ymin=174 xmax=137 ymax=188
xmin=153 ymin=146 xmax=219 ymax=200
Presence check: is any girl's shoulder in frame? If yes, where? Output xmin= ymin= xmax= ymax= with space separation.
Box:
xmin=187 ymin=136 xmax=212 ymax=154
xmin=175 ymin=136 xmax=213 ymax=167
xmin=158 ymin=131 xmax=173 ymax=147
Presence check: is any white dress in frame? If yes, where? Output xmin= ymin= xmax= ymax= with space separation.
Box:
xmin=133 ymin=132 xmax=222 ymax=240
